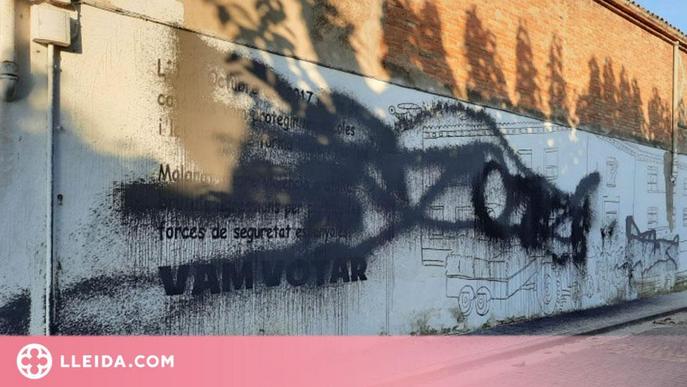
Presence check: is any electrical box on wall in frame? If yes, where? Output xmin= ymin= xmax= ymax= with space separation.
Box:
xmin=31 ymin=4 xmax=71 ymax=47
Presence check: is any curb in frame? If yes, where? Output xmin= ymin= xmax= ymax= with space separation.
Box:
xmin=472 ymin=290 xmax=687 ymax=336
xmin=572 ymin=305 xmax=687 ymax=335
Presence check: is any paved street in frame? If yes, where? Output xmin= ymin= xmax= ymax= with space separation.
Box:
xmin=377 ymin=312 xmax=687 ymax=386
xmin=476 ymin=312 xmax=687 ymax=386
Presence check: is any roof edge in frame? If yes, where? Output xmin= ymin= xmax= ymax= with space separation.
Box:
xmin=597 ymin=0 xmax=687 ymax=51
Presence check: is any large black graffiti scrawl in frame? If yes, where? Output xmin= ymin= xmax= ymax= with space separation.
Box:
xmin=472 ymin=159 xmax=599 ymax=264
xmin=112 ymin=53 xmax=601 ymax=302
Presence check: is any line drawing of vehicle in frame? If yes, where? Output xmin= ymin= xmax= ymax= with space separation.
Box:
xmin=441 ymin=240 xmax=565 ymax=317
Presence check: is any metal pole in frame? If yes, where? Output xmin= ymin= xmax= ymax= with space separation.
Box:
xmin=45 ymin=43 xmax=55 ymax=335
xmin=673 ymin=41 xmax=680 ymax=162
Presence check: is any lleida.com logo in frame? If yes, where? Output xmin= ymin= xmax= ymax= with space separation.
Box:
xmin=16 ymin=343 xmax=175 ymax=380
xmin=17 ymin=343 xmax=53 ymax=380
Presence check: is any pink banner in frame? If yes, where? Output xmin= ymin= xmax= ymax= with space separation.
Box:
xmin=2 ymin=335 xmax=686 ymax=386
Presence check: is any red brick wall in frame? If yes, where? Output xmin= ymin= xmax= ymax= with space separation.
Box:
xmin=381 ymin=0 xmax=678 ymax=149
xmin=177 ymin=0 xmax=684 ymax=150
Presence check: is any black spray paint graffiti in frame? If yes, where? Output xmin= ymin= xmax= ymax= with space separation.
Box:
xmin=472 ymin=160 xmax=598 ymax=264
xmin=624 ymin=216 xmax=678 ymax=291
xmin=115 ymin=53 xmax=600 ymax=298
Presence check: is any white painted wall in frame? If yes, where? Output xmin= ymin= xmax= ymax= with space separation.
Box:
xmin=1 ymin=3 xmax=685 ymax=335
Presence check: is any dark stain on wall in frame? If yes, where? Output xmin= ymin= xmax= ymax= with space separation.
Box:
xmin=0 ymin=291 xmax=30 ymax=335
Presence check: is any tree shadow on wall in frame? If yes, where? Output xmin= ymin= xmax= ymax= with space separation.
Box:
xmin=547 ymin=34 xmax=569 ymax=123
xmin=462 ymin=6 xmax=671 ymax=148
xmin=201 ymin=0 xmax=296 ymax=57
xmin=648 ymin=87 xmax=671 ymax=143
xmin=575 ymin=56 xmax=671 ymax=146
xmin=464 ymin=5 xmax=511 ymax=108
xmin=381 ymin=0 xmax=457 ymax=93
xmin=515 ymin=21 xmax=543 ymax=118
xmin=201 ymin=0 xmax=368 ymax=77
xmin=462 ymin=7 xmax=571 ymax=123
xmin=576 ymin=57 xmax=650 ymax=139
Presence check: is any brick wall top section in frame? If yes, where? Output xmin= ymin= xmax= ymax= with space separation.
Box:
xmin=84 ymin=0 xmax=687 ymax=151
